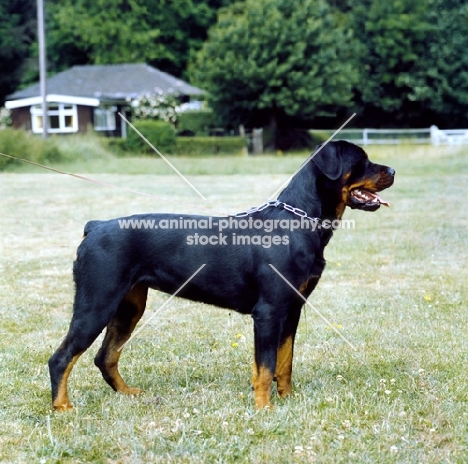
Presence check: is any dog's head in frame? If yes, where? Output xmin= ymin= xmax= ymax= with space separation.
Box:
xmin=312 ymin=141 xmax=395 ymax=215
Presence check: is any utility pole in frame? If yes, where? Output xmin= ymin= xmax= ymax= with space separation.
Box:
xmin=37 ymin=0 xmax=47 ymax=138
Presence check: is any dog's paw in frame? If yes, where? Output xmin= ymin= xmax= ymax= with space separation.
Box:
xmin=53 ymin=401 xmax=74 ymax=412
xmin=119 ymin=387 xmax=144 ymax=396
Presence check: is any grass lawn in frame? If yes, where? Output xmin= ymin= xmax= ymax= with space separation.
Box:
xmin=0 ymin=144 xmax=467 ymax=463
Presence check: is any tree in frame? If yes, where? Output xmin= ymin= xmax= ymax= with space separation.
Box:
xmin=349 ymin=0 xmax=468 ymax=127
xmin=191 ymin=0 xmax=359 ymax=149
xmin=46 ymin=0 xmax=237 ymax=78
xmin=142 ymin=0 xmax=236 ymax=78
xmin=423 ymin=0 xmax=468 ymax=127
xmin=0 ymin=0 xmax=36 ymax=105
xmin=47 ymin=0 xmax=162 ymax=71
xmin=349 ymin=0 xmax=435 ymax=126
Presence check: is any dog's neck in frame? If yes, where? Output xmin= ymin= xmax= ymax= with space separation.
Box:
xmin=277 ymin=165 xmax=343 ymax=222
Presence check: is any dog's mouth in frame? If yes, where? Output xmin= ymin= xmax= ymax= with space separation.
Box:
xmin=349 ymin=188 xmax=390 ymax=210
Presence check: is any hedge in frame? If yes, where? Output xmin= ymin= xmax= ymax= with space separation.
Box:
xmin=177 ymin=110 xmax=215 ymax=135
xmin=173 ymin=136 xmax=247 ymax=156
xmin=125 ymin=120 xmax=176 ymax=154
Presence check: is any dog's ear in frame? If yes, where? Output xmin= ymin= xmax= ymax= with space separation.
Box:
xmin=311 ymin=143 xmax=342 ymax=180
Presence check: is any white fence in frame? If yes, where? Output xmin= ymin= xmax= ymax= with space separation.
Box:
xmin=429 ymin=126 xmax=468 ymax=145
xmin=310 ymin=126 xmax=468 ymax=145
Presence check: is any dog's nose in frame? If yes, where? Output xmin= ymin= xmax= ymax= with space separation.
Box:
xmin=387 ymin=167 xmax=395 ymax=177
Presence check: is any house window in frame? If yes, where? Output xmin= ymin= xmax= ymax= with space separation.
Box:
xmin=31 ymin=103 xmax=78 ymax=133
xmin=94 ymin=106 xmax=117 ymax=131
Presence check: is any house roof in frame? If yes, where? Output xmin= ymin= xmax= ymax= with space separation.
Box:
xmin=7 ymin=63 xmax=205 ymax=102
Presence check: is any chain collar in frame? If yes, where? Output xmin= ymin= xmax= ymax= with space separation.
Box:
xmin=231 ymin=200 xmax=321 ymax=223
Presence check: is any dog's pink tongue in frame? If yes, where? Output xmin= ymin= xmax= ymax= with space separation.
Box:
xmin=367 ymin=190 xmax=390 ymax=207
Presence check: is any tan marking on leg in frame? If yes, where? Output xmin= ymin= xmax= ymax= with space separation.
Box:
xmin=96 ymin=283 xmax=147 ymax=395
xmin=53 ymin=353 xmax=82 ymax=411
xmin=275 ymin=336 xmax=293 ymax=398
xmin=252 ymin=362 xmax=274 ymax=409
xmin=100 ymin=329 xmax=144 ymax=395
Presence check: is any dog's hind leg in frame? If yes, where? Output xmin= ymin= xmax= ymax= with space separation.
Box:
xmin=49 ymin=309 xmax=119 ymax=411
xmin=48 ymin=346 xmax=84 ymax=411
xmin=94 ymin=283 xmax=148 ymax=396
xmin=49 ymin=273 xmax=132 ymax=411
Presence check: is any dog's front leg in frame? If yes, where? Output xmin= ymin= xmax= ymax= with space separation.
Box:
xmin=275 ymin=305 xmax=302 ymax=398
xmin=251 ymin=305 xmax=285 ymax=409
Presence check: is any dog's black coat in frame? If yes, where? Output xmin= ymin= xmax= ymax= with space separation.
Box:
xmin=48 ymin=141 xmax=395 ymax=410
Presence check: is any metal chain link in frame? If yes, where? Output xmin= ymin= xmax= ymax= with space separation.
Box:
xmin=231 ymin=200 xmax=321 ymax=223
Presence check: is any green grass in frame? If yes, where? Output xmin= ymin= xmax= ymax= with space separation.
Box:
xmin=0 ymin=144 xmax=467 ymax=462
xmin=4 ymin=150 xmax=304 ymax=176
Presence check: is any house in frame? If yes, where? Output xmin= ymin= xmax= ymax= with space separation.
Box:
xmin=5 ymin=63 xmax=205 ymax=137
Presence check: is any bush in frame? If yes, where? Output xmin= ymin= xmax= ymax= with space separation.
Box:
xmin=0 ymin=130 xmax=119 ymax=170
xmin=125 ymin=120 xmax=176 ymax=154
xmin=0 ymin=129 xmax=26 ymax=169
xmin=174 ymin=136 xmax=247 ymax=156
xmin=106 ymin=137 xmax=128 ymax=156
xmin=177 ymin=110 xmax=215 ymax=136
xmin=0 ymin=129 xmax=61 ymax=169
xmin=132 ymin=92 xmax=178 ymax=124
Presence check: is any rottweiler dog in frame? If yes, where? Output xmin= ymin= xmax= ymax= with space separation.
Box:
xmin=49 ymin=141 xmax=394 ymax=410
